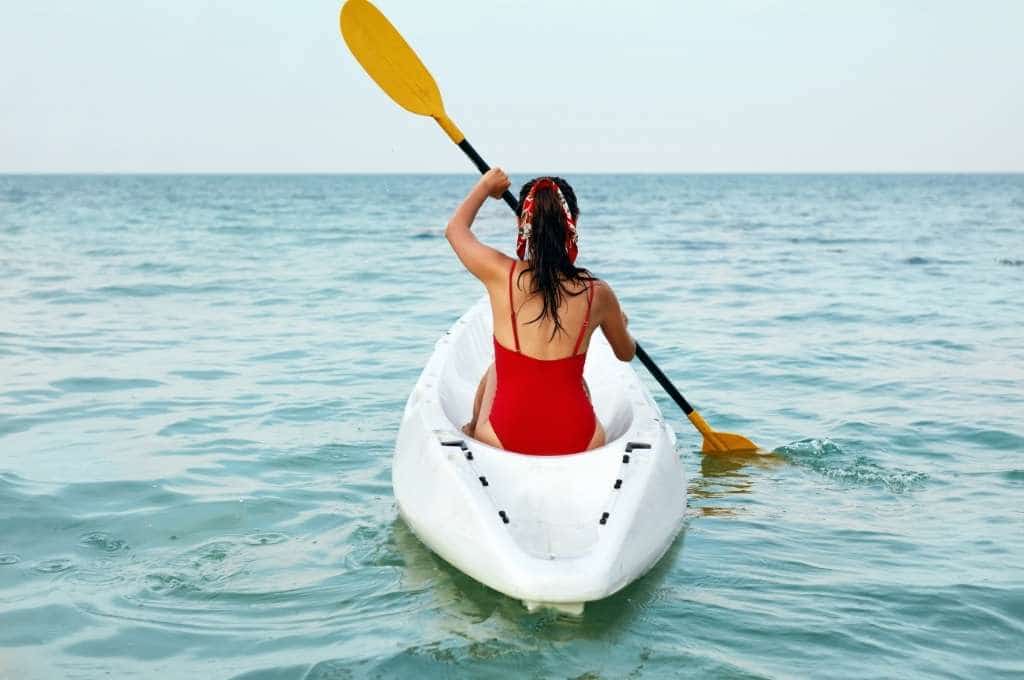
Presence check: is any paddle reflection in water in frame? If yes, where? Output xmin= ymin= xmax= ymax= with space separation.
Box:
xmin=689 ymin=450 xmax=785 ymax=518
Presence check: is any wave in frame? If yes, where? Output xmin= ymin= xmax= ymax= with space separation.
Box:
xmin=902 ymin=256 xmax=965 ymax=265
xmin=50 ymin=376 xmax=163 ymax=393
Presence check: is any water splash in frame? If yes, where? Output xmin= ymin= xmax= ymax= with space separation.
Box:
xmin=776 ymin=438 xmax=929 ymax=493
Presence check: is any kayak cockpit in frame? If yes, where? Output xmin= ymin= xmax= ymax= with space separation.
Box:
xmin=436 ymin=299 xmax=636 ymax=443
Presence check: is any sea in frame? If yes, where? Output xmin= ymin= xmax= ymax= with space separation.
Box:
xmin=1 ymin=174 xmax=1022 ymax=678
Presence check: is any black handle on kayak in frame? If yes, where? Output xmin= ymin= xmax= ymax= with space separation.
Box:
xmin=454 ymin=146 xmax=700 ymax=419
xmin=457 ymin=138 xmax=519 ymax=212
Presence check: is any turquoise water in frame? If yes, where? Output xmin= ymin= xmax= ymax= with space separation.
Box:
xmin=1 ymin=174 xmax=1022 ymax=678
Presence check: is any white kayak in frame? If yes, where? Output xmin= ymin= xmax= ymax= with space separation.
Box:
xmin=393 ymin=298 xmax=687 ymax=614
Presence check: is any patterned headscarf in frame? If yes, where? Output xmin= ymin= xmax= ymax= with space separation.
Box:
xmin=516 ymin=178 xmax=578 ymax=263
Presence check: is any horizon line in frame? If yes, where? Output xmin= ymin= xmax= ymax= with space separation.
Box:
xmin=2 ymin=170 xmax=1023 ymax=176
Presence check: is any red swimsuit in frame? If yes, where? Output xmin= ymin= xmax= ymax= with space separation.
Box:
xmin=488 ymin=261 xmax=597 ymax=455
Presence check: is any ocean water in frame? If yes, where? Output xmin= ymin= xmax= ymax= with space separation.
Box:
xmin=1 ymin=173 xmax=1022 ymax=679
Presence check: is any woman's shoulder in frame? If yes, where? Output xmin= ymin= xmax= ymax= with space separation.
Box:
xmin=589 ymin=276 xmax=612 ymax=296
xmin=588 ymin=277 xmax=622 ymax=310
xmin=492 ymin=254 xmax=521 ymax=280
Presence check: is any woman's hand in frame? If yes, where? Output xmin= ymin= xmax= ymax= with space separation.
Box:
xmin=479 ymin=168 xmax=511 ymax=199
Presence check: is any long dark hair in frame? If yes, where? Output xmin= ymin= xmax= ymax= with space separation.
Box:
xmin=516 ymin=176 xmax=595 ymax=339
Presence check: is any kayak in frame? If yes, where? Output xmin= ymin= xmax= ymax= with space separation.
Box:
xmin=393 ymin=298 xmax=687 ymax=614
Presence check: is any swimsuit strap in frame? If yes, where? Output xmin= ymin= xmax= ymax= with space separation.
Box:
xmin=571 ymin=279 xmax=596 ymax=356
xmin=508 ymin=260 xmax=521 ymax=353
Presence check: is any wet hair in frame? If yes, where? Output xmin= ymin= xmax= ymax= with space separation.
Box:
xmin=516 ymin=176 xmax=595 ymax=339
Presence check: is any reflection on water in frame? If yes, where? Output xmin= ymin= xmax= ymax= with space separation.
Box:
xmin=389 ymin=517 xmax=686 ymax=640
xmin=689 ymin=449 xmax=785 ymax=517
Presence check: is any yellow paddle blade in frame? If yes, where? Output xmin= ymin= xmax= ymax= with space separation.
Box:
xmin=701 ymin=430 xmax=761 ymax=455
xmin=687 ymin=411 xmax=762 ymax=455
xmin=339 ymin=0 xmax=464 ymax=142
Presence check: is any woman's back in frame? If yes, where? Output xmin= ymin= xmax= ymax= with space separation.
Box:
xmin=486 ymin=260 xmax=597 ymax=454
xmin=491 ymin=261 xmax=597 ymax=360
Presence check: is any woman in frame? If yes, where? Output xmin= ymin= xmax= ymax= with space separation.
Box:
xmin=445 ymin=168 xmax=635 ymax=455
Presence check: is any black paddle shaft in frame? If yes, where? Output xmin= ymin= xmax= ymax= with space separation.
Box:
xmin=457 ymin=139 xmax=519 ymax=212
xmin=634 ymin=343 xmax=694 ymax=415
xmin=455 ymin=138 xmax=697 ymax=418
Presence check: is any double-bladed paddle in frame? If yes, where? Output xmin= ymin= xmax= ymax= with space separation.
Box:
xmin=339 ymin=0 xmax=760 ymax=454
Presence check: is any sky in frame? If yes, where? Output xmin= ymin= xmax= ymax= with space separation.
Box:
xmin=1 ymin=0 xmax=1022 ymax=173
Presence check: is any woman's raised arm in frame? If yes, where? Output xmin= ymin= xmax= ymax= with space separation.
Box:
xmin=445 ymin=169 xmax=512 ymax=284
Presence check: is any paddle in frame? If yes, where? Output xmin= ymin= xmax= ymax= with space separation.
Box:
xmin=339 ymin=0 xmax=760 ymax=455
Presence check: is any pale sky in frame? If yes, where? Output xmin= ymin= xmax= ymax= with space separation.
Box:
xmin=2 ymin=0 xmax=1022 ymax=173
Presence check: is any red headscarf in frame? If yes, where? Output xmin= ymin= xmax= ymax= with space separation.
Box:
xmin=516 ymin=178 xmax=578 ymax=263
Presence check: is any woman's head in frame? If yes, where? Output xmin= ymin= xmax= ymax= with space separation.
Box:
xmin=517 ymin=176 xmax=579 ymax=219
xmin=516 ymin=176 xmax=580 ymax=264
xmin=514 ymin=176 xmax=593 ymax=338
